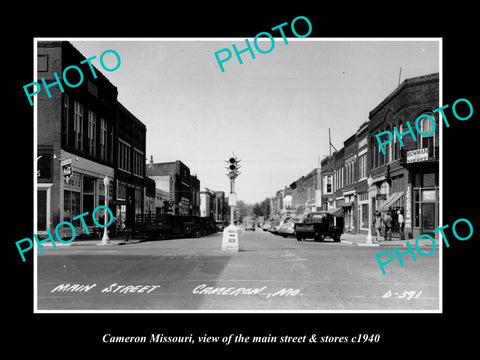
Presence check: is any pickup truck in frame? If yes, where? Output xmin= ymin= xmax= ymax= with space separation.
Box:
xmin=294 ymin=211 xmax=343 ymax=242
xmin=136 ymin=214 xmax=203 ymax=240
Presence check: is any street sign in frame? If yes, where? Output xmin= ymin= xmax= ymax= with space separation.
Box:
xmin=228 ymin=193 xmax=237 ymax=206
xmin=222 ymin=224 xmax=240 ymax=252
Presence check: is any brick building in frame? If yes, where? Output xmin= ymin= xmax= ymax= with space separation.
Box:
xmin=147 ymin=160 xmax=200 ymax=216
xmin=369 ymin=72 xmax=439 ymax=239
xmin=318 ymin=73 xmax=438 ymax=238
xmin=36 ymin=41 xmax=147 ymax=237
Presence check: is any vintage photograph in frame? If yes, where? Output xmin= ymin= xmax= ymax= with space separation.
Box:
xmin=33 ymin=38 xmax=441 ymax=312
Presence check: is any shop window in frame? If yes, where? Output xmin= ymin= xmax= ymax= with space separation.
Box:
xmin=423 ymin=173 xmax=436 ymax=187
xmin=64 ymin=190 xmax=80 ymax=223
xmin=37 ymin=190 xmax=47 ymax=230
xmin=361 ymin=203 xmax=369 ymax=230
xmin=83 ymin=176 xmax=96 ymax=225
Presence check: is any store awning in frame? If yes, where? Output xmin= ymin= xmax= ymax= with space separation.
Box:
xmin=327 ymin=207 xmax=344 ymax=217
xmin=377 ymin=192 xmax=404 ymax=212
xmin=341 ymin=202 xmax=353 ymax=208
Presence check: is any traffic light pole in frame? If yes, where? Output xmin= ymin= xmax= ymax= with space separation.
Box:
xmin=223 ymin=153 xmax=241 ymax=251
xmin=230 ymin=178 xmax=235 ymax=226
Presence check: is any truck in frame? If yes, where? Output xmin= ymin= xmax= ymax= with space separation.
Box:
xmin=294 ymin=211 xmax=343 ymax=242
xmin=135 ymin=214 xmax=204 ymax=240
xmin=243 ymin=216 xmax=256 ymax=231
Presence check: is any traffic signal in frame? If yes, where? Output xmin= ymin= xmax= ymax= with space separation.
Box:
xmin=224 ymin=153 xmax=241 ymax=178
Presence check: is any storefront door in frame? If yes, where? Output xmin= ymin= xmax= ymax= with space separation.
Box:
xmin=421 ymin=202 xmax=436 ymax=234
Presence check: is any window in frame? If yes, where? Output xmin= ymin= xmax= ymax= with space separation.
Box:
xmin=73 ymin=101 xmax=83 ymax=150
xmin=100 ymin=119 xmax=107 ymax=160
xmin=83 ymin=176 xmax=96 ymax=225
xmin=419 ymin=113 xmax=435 ymax=148
xmin=109 ymin=125 xmax=114 ymax=163
xmin=64 ymin=190 xmax=81 ymax=223
xmin=358 ymin=153 xmax=367 ymax=179
xmin=324 ymin=175 xmax=332 ymax=194
xmin=387 ymin=127 xmax=393 ymax=164
xmin=62 ymin=94 xmax=69 ymax=145
xmin=135 ymin=187 xmax=143 ymax=215
xmin=118 ymin=141 xmax=131 ymax=172
xmin=133 ymin=149 xmax=144 ymax=176
xmin=87 ymin=111 xmax=96 ymax=156
xmin=360 ymin=203 xmax=369 ymax=230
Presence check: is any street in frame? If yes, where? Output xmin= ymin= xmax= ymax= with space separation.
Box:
xmin=37 ymin=226 xmax=439 ymax=311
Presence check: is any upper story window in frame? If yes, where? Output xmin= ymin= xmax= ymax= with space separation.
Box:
xmin=419 ymin=112 xmax=436 ymax=148
xmin=100 ymin=118 xmax=108 ymax=161
xmin=358 ymin=152 xmax=367 ymax=180
xmin=62 ymin=94 xmax=69 ymax=146
xmin=87 ymin=111 xmax=96 ymax=156
xmin=118 ymin=140 xmax=132 ymax=173
xmin=73 ymin=101 xmax=83 ymax=151
xmin=324 ymin=175 xmax=332 ymax=194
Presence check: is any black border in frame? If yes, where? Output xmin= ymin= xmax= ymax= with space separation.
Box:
xmin=8 ymin=5 xmax=478 ymax=355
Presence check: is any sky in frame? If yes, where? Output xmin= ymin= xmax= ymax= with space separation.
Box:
xmin=69 ymin=38 xmax=440 ymax=204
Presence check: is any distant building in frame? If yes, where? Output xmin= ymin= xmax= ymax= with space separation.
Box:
xmin=146 ymin=159 xmax=197 ymax=216
xmin=200 ymin=188 xmax=212 ymax=217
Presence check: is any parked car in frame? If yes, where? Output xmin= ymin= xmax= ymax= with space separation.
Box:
xmin=294 ymin=211 xmax=343 ymax=242
xmin=262 ymin=220 xmax=272 ymax=231
xmin=269 ymin=219 xmax=281 ymax=234
xmin=136 ymin=214 xmax=203 ymax=240
xmin=278 ymin=216 xmax=303 ymax=238
xmin=216 ymin=221 xmax=227 ymax=231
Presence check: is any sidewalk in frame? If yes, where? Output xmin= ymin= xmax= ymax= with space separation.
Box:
xmin=41 ymin=235 xmax=145 ymax=247
xmin=340 ymin=232 xmax=440 ymax=247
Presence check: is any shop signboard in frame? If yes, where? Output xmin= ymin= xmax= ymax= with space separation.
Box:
xmin=61 ymin=158 xmax=72 ymax=183
xmin=407 ymin=148 xmax=429 ymax=163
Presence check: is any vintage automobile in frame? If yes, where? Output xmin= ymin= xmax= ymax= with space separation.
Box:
xmin=262 ymin=219 xmax=272 ymax=231
xmin=278 ymin=215 xmax=304 ymax=238
xmin=244 ymin=216 xmax=256 ymax=231
xmin=269 ymin=219 xmax=281 ymax=234
xmin=135 ymin=214 xmax=204 ymax=240
xmin=294 ymin=211 xmax=343 ymax=242
xmin=216 ymin=221 xmax=227 ymax=231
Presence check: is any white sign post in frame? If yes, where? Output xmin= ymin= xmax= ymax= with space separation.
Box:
xmin=222 ymin=223 xmax=239 ymax=251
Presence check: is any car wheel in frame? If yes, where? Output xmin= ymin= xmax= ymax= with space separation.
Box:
xmin=192 ymin=228 xmax=202 ymax=238
xmin=157 ymin=232 xmax=166 ymax=240
xmin=296 ymin=234 xmax=303 ymax=241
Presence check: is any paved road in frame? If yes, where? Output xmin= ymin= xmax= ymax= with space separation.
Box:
xmin=36 ymin=226 xmax=440 ymax=311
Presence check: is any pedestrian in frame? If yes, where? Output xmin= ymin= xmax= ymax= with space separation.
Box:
xmin=384 ymin=212 xmax=392 ymax=241
xmin=373 ymin=211 xmax=382 ymax=242
xmin=397 ymin=210 xmax=405 ymax=240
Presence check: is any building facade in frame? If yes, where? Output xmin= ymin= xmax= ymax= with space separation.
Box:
xmin=147 ymin=160 xmax=198 ymax=216
xmin=369 ymin=72 xmax=439 ymax=239
xmin=37 ymin=41 xmax=147 ymax=237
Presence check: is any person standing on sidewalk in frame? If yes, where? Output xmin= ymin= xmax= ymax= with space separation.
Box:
xmin=373 ymin=212 xmax=382 ymax=242
xmin=384 ymin=212 xmax=392 ymax=241
xmin=397 ymin=210 xmax=405 ymax=240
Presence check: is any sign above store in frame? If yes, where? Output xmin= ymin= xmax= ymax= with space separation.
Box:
xmin=406 ymin=148 xmax=429 ymax=163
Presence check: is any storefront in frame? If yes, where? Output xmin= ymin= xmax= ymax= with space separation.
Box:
xmin=342 ymin=190 xmax=355 ymax=233
xmin=60 ymin=150 xmax=114 ymax=238
xmin=402 ymin=147 xmax=439 ymax=239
